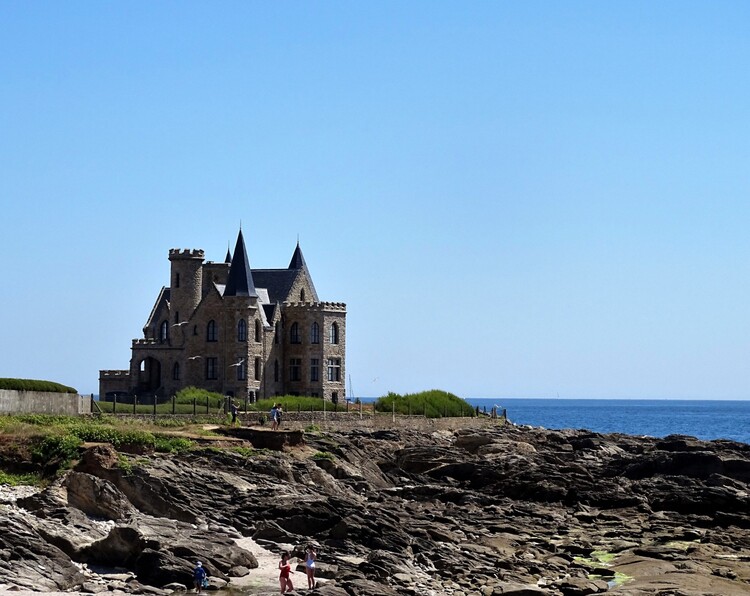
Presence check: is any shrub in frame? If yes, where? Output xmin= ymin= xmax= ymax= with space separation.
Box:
xmin=32 ymin=434 xmax=82 ymax=468
xmin=374 ymin=390 xmax=475 ymax=418
xmin=0 ymin=378 xmax=78 ymax=394
xmin=312 ymin=451 xmax=335 ymax=460
xmin=174 ymin=386 xmax=225 ymax=405
xmin=153 ymin=436 xmax=193 ymax=453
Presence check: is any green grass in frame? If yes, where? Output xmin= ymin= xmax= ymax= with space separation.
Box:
xmin=250 ymin=395 xmax=350 ymax=412
xmin=312 ymin=451 xmax=335 ymax=460
xmin=374 ymin=390 xmax=475 ymax=418
xmin=0 ymin=470 xmax=43 ymax=486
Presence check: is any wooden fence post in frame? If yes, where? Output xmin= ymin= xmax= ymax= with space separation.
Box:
xmin=193 ymin=398 xmax=196 ymax=416
xmin=113 ymin=394 xmax=117 ymax=414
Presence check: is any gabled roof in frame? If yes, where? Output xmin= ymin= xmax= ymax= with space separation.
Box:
xmin=262 ymin=303 xmax=277 ymax=324
xmin=251 ymin=269 xmax=299 ymax=304
xmin=224 ymin=229 xmax=258 ymax=297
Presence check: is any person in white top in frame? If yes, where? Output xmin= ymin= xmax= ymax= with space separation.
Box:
xmin=305 ymin=544 xmax=316 ymax=589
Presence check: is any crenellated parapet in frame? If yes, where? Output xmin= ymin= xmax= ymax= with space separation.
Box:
xmin=132 ymin=338 xmax=164 ymax=347
xmin=283 ymin=301 xmax=347 ymax=311
xmin=168 ymin=248 xmax=205 ymax=260
xmin=99 ymin=370 xmax=130 ymax=378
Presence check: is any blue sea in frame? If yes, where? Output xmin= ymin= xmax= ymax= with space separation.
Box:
xmin=467 ymin=398 xmax=750 ymax=445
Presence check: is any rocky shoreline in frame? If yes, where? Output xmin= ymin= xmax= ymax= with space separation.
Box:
xmin=1 ymin=423 xmax=749 ymax=595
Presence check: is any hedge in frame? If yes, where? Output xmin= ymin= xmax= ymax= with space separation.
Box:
xmin=0 ymin=378 xmax=78 ymax=394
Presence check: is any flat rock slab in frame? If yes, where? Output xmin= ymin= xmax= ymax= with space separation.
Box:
xmin=218 ymin=427 xmax=305 ymax=450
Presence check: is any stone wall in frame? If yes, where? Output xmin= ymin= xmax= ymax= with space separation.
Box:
xmin=0 ymin=390 xmax=92 ymax=415
xmin=242 ymin=411 xmax=501 ymax=433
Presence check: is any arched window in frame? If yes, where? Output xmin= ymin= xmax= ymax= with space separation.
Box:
xmin=290 ymin=322 xmax=301 ymax=344
xmin=207 ymin=320 xmax=217 ymax=342
xmin=274 ymin=359 xmax=279 ymax=382
xmin=255 ymin=319 xmax=261 ymax=342
xmin=237 ymin=319 xmax=247 ymax=342
xmin=160 ymin=321 xmax=169 ymax=342
xmin=172 ymin=362 xmax=180 ymax=380
xmin=310 ymin=322 xmax=320 ymax=344
xmin=300 ymin=288 xmax=306 ymax=302
xmin=329 ymin=322 xmax=339 ymax=344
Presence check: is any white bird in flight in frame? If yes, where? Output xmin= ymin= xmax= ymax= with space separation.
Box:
xmin=228 ymin=359 xmax=245 ymax=367
xmin=172 ymin=321 xmax=189 ymax=327
xmin=188 ymin=356 xmax=203 ymax=360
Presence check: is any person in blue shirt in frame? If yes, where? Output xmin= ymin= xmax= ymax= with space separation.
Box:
xmin=193 ymin=561 xmax=207 ymax=593
xmin=270 ymin=404 xmax=279 ymax=430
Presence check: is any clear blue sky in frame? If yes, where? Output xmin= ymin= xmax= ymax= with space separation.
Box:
xmin=2 ymin=2 xmax=749 ymax=399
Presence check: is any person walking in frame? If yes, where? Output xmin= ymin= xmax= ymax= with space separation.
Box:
xmin=278 ymin=551 xmax=294 ymax=593
xmin=193 ymin=561 xmax=207 ymax=593
xmin=305 ymin=544 xmax=317 ymax=589
xmin=270 ymin=404 xmax=279 ymax=430
xmin=230 ymin=402 xmax=239 ymax=426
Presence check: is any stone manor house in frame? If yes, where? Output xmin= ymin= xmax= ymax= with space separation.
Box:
xmin=99 ymin=229 xmax=346 ymax=403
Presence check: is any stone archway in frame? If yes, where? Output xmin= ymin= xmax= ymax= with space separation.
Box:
xmin=137 ymin=357 xmax=161 ymax=394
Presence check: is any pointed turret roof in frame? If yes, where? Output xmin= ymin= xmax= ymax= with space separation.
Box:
xmin=225 ymin=243 xmax=232 ymax=264
xmin=288 ymin=241 xmax=308 ymax=270
xmin=224 ymin=229 xmax=257 ymax=297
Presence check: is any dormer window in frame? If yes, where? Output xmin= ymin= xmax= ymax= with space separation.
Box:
xmin=160 ymin=321 xmax=169 ymax=342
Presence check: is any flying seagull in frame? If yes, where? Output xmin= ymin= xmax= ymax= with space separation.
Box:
xmin=188 ymin=356 xmax=203 ymax=360
xmin=172 ymin=321 xmax=189 ymax=327
xmin=228 ymin=359 xmax=245 ymax=367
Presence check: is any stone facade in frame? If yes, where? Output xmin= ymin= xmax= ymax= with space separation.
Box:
xmin=99 ymin=230 xmax=346 ymax=402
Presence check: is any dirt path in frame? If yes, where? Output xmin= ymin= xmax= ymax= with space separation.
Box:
xmin=229 ymin=537 xmax=284 ymax=593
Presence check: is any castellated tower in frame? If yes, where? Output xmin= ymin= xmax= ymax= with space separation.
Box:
xmin=168 ymin=249 xmax=204 ymax=323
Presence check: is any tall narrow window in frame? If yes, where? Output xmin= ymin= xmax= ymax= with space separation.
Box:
xmin=289 ymin=358 xmax=301 ymax=382
xmin=275 ymin=321 xmax=280 ymax=345
xmin=237 ymin=359 xmax=246 ymax=381
xmin=175 ymin=273 xmax=180 ymax=288
xmin=172 ymin=362 xmax=180 ymax=380
xmin=207 ymin=320 xmax=217 ymax=342
xmin=160 ymin=321 xmax=169 ymax=342
xmin=329 ymin=322 xmax=339 ymax=344
xmin=290 ymin=322 xmax=301 ymax=344
xmin=255 ymin=319 xmax=261 ymax=342
xmin=237 ymin=319 xmax=247 ymax=342
xmin=174 ymin=311 xmax=180 ymax=324
xmin=206 ymin=357 xmax=218 ymax=380
xmin=310 ymin=322 xmax=320 ymax=344
xmin=327 ymin=358 xmax=341 ymax=382
xmin=300 ymin=288 xmax=306 ymax=302
xmin=274 ymin=359 xmax=279 ymax=382
xmin=254 ymin=357 xmax=261 ymax=381
xmin=310 ymin=358 xmax=319 ymax=382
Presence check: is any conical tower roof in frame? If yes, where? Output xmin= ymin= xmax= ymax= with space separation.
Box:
xmin=224 ymin=229 xmax=257 ymax=297
xmin=288 ymin=241 xmax=308 ymax=270
xmin=225 ymin=243 xmax=232 ymax=264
